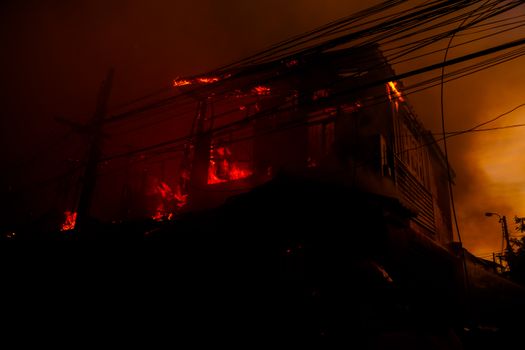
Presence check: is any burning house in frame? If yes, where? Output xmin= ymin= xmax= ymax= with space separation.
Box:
xmin=164 ymin=44 xmax=454 ymax=249
xmin=129 ymin=43 xmax=473 ymax=343
xmin=14 ymin=24 xmax=523 ymax=350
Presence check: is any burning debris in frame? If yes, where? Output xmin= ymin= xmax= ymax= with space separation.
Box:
xmin=252 ymin=85 xmax=271 ymax=96
xmin=197 ymin=77 xmax=220 ymax=84
xmin=152 ymin=181 xmax=188 ymax=221
xmin=173 ymin=79 xmax=192 ymax=87
xmin=285 ymin=59 xmax=299 ymax=68
xmin=207 ymin=146 xmax=253 ymax=185
xmin=173 ymin=76 xmax=221 ymax=87
xmin=386 ymin=81 xmax=405 ymax=110
xmin=61 ymin=211 xmax=77 ymax=231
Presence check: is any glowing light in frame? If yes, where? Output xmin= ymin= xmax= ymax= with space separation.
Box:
xmin=197 ymin=77 xmax=220 ymax=84
xmin=286 ymin=59 xmax=299 ymax=68
xmin=173 ymin=186 xmax=188 ymax=209
xmin=387 ymin=81 xmax=404 ymax=102
xmin=252 ymin=85 xmax=271 ymax=96
xmin=207 ymin=146 xmax=253 ymax=184
xmin=173 ymin=79 xmax=192 ymax=87
xmin=208 ymin=160 xmax=226 ymax=185
xmin=173 ymin=76 xmax=220 ymax=87
xmin=152 ymin=181 xmax=187 ymax=221
xmin=157 ymin=182 xmax=171 ymax=198
xmin=228 ymin=164 xmax=253 ymax=180
xmin=152 ymin=206 xmax=165 ymax=222
xmin=61 ymin=211 xmax=77 ymax=231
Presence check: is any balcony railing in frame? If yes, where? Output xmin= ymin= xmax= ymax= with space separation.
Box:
xmin=395 ymin=158 xmax=435 ymax=234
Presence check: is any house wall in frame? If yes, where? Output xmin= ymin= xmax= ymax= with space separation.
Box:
xmin=181 ymin=46 xmax=454 ymax=248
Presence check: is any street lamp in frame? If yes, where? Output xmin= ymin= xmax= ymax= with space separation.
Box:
xmin=485 ymin=212 xmax=513 ymax=271
xmin=485 ymin=212 xmax=501 ymax=219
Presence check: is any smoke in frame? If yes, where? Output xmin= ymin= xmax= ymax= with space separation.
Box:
xmin=404 ymin=29 xmax=525 ymax=255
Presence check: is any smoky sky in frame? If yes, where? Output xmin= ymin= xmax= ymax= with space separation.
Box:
xmin=1 ymin=1 xmax=525 ymax=253
xmin=0 ymin=0 xmax=376 ymax=160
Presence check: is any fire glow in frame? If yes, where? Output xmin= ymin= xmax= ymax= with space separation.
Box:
xmin=208 ymin=146 xmax=253 ymax=185
xmin=197 ymin=77 xmax=220 ymax=84
xmin=252 ymin=85 xmax=271 ymax=96
xmin=387 ymin=81 xmax=404 ymax=102
xmin=173 ymin=76 xmax=221 ymax=87
xmin=173 ymin=79 xmax=192 ymax=87
xmin=152 ymin=181 xmax=188 ymax=221
xmin=61 ymin=211 xmax=77 ymax=231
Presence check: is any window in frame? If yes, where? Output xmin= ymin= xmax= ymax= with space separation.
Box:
xmin=307 ymin=120 xmax=335 ymax=168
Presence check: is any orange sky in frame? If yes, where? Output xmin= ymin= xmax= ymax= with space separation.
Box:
xmin=1 ymin=1 xmax=524 ymax=252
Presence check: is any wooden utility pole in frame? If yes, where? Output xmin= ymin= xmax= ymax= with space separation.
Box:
xmin=502 ymin=216 xmax=512 ymax=254
xmin=75 ymin=69 xmax=115 ymax=235
xmin=188 ymin=100 xmax=210 ymax=208
xmin=501 ymin=215 xmax=515 ymax=272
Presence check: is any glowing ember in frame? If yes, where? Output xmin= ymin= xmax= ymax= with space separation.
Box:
xmin=173 ymin=186 xmax=188 ymax=209
xmin=286 ymin=59 xmax=299 ymax=68
xmin=61 ymin=211 xmax=77 ymax=231
xmin=208 ymin=160 xmax=225 ymax=185
xmin=387 ymin=81 xmax=404 ymax=102
xmin=197 ymin=77 xmax=220 ymax=84
xmin=173 ymin=79 xmax=192 ymax=87
xmin=207 ymin=146 xmax=253 ymax=184
xmin=229 ymin=164 xmax=253 ymax=180
xmin=152 ymin=181 xmax=187 ymax=221
xmin=157 ymin=182 xmax=171 ymax=198
xmin=152 ymin=206 xmax=165 ymax=222
xmin=252 ymin=85 xmax=271 ymax=96
xmin=173 ymin=76 xmax=220 ymax=87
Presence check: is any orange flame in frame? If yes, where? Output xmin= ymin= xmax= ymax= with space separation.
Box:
xmin=207 ymin=146 xmax=252 ymax=184
xmin=61 ymin=211 xmax=77 ymax=231
xmin=152 ymin=181 xmax=187 ymax=221
xmin=173 ymin=79 xmax=192 ymax=87
xmin=173 ymin=76 xmax=220 ymax=87
xmin=286 ymin=59 xmax=299 ymax=68
xmin=252 ymin=85 xmax=271 ymax=96
xmin=173 ymin=186 xmax=188 ymax=209
xmin=208 ymin=160 xmax=226 ymax=185
xmin=197 ymin=77 xmax=220 ymax=84
xmin=387 ymin=81 xmax=404 ymax=102
xmin=152 ymin=206 xmax=165 ymax=222
xmin=229 ymin=165 xmax=252 ymax=180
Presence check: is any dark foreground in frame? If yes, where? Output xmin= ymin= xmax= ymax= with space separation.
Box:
xmin=3 ymin=179 xmax=524 ymax=349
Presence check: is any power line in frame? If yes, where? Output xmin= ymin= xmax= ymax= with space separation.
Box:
xmin=439 ymin=2 xmax=488 ymax=297
xmin=9 ymin=1 xmax=525 ymax=199
xmin=98 ymin=38 xmax=525 ymax=164
xmin=100 ymin=1 xmax=511 ymax=127
xmin=398 ymin=101 xmax=525 ymax=156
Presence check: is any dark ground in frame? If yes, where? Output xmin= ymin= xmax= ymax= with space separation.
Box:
xmin=2 ymin=178 xmax=524 ymax=348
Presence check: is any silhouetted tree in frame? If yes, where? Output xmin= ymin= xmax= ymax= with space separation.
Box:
xmin=509 ymin=217 xmax=525 ymax=284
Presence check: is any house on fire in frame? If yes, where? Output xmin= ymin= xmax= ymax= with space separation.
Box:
xmin=51 ymin=41 xmax=524 ymax=343
xmin=138 ymin=44 xmax=473 ymax=341
xmin=165 ymin=44 xmax=454 ymax=249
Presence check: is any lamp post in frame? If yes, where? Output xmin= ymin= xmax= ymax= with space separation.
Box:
xmin=485 ymin=212 xmax=513 ymax=272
